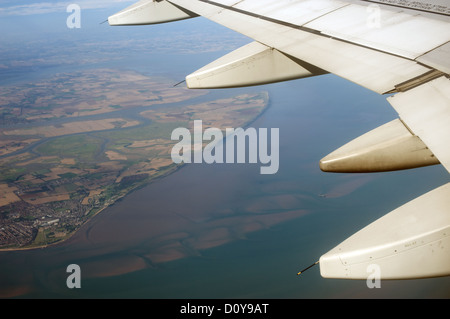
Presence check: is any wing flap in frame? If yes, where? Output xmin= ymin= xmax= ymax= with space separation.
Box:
xmin=388 ymin=76 xmax=450 ymax=173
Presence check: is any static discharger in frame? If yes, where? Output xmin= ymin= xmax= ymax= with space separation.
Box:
xmin=173 ymin=80 xmax=186 ymax=87
xmin=297 ymin=261 xmax=319 ymax=276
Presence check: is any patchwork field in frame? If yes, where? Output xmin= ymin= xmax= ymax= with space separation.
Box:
xmin=0 ymin=68 xmax=268 ymax=250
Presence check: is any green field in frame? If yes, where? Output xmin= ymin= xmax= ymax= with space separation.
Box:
xmin=36 ymin=134 xmax=103 ymax=162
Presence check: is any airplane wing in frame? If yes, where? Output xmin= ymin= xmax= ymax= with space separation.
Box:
xmin=108 ymin=0 xmax=450 ymax=280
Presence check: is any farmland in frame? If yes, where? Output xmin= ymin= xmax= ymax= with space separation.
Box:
xmin=0 ymin=68 xmax=268 ymax=250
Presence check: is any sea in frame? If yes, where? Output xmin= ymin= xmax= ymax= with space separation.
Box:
xmin=0 ymin=46 xmax=449 ymax=300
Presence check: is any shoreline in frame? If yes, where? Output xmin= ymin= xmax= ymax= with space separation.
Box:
xmin=0 ymin=162 xmax=186 ymax=253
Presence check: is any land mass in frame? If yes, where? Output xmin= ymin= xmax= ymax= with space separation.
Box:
xmin=0 ymin=68 xmax=269 ymax=250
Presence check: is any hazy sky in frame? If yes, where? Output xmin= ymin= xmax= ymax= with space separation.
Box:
xmin=0 ymin=0 xmax=134 ymax=16
xmin=0 ymin=0 xmax=247 ymax=49
xmin=0 ymin=1 xmax=138 ymax=42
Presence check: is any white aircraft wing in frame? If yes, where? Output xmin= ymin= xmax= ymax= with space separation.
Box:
xmin=109 ymin=0 xmax=450 ymax=280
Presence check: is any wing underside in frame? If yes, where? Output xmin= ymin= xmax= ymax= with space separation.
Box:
xmin=109 ymin=0 xmax=450 ymax=280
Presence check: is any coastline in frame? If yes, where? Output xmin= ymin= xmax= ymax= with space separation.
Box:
xmin=0 ymin=162 xmax=185 ymax=252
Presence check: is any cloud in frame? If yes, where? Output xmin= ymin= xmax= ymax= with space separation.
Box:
xmin=0 ymin=0 xmax=134 ymax=16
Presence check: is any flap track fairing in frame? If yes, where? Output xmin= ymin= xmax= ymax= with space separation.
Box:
xmin=108 ymin=0 xmax=197 ymax=26
xmin=320 ymin=118 xmax=439 ymax=173
xmin=186 ymin=41 xmax=328 ymax=89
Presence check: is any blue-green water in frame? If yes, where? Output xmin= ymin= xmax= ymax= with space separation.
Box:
xmin=1 ymin=73 xmax=449 ymax=299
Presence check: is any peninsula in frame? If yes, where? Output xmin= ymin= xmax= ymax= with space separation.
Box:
xmin=0 ymin=68 xmax=269 ymax=250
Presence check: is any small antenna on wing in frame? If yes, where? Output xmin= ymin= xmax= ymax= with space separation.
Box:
xmin=100 ymin=19 xmax=108 ymax=25
xmin=297 ymin=261 xmax=319 ymax=276
xmin=173 ymin=80 xmax=186 ymax=87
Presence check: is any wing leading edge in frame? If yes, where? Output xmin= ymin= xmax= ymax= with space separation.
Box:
xmin=109 ymin=0 xmax=450 ymax=280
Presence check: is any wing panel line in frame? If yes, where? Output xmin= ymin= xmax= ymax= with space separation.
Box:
xmin=189 ymin=0 xmax=434 ymax=62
